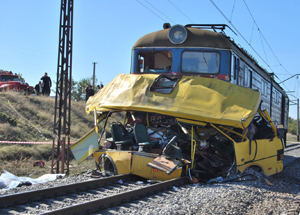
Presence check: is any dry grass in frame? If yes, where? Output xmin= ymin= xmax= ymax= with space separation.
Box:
xmin=0 ymin=92 xmax=94 ymax=142
xmin=0 ymin=92 xmax=96 ymax=177
xmin=287 ymin=133 xmax=298 ymax=143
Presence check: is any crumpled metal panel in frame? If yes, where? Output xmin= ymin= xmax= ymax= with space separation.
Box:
xmin=86 ymin=74 xmax=261 ymax=129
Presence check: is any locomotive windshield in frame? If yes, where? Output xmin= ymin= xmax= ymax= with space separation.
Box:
xmin=182 ymin=51 xmax=220 ymax=74
xmin=137 ymin=50 xmax=172 ymax=73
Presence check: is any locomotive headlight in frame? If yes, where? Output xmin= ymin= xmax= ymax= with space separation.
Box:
xmin=168 ymin=25 xmax=188 ymax=44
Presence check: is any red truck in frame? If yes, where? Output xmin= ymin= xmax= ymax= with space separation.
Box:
xmin=0 ymin=70 xmax=34 ymax=94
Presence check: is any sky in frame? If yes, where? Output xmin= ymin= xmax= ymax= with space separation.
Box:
xmin=0 ymin=0 xmax=299 ymax=119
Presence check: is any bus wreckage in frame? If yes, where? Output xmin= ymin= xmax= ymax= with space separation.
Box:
xmin=71 ymin=74 xmax=284 ymax=182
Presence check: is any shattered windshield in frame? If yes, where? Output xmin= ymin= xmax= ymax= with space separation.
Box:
xmin=137 ymin=50 xmax=172 ymax=73
xmin=182 ymin=51 xmax=220 ymax=74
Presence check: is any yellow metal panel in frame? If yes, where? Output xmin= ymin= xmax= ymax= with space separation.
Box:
xmin=131 ymin=152 xmax=182 ymax=181
xmin=93 ymin=151 xmax=182 ymax=180
xmin=86 ymin=74 xmax=261 ymax=129
xmin=93 ymin=151 xmax=132 ymax=175
xmin=234 ymin=137 xmax=283 ymax=175
xmin=70 ymin=129 xmax=99 ymax=164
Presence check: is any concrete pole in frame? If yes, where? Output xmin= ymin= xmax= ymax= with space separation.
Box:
xmin=92 ymin=62 xmax=97 ymax=89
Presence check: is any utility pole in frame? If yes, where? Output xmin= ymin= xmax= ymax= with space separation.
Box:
xmin=51 ymin=0 xmax=73 ymax=175
xmin=92 ymin=62 xmax=97 ymax=89
xmin=289 ymin=97 xmax=299 ymax=142
xmin=297 ymin=98 xmax=299 ymax=142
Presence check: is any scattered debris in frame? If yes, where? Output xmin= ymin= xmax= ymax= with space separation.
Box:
xmin=33 ymin=160 xmax=45 ymax=167
xmin=0 ymin=170 xmax=65 ymax=190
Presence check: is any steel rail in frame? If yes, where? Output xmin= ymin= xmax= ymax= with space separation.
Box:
xmin=41 ymin=177 xmax=188 ymax=215
xmin=0 ymin=174 xmax=135 ymax=208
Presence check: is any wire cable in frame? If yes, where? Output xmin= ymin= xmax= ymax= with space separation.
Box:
xmin=242 ymin=0 xmax=293 ymax=77
xmin=209 ymin=0 xmax=295 ymax=94
xmin=136 ymin=0 xmax=168 ymax=22
xmin=229 ymin=0 xmax=237 ymax=23
xmin=144 ymin=0 xmax=176 ymax=24
xmin=168 ymin=0 xmax=194 ymax=23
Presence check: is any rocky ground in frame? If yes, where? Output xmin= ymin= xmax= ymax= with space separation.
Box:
xmin=1 ymin=143 xmax=300 ymax=215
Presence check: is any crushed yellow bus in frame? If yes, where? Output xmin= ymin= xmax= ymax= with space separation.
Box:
xmin=71 ymin=74 xmax=284 ymax=182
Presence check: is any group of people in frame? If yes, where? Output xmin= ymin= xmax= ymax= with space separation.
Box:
xmin=34 ymin=73 xmax=104 ymax=101
xmin=85 ymin=84 xmax=104 ymax=101
xmin=35 ymin=72 xmax=52 ymax=96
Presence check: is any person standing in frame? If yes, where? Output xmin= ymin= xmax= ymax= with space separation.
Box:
xmin=89 ymin=85 xmax=94 ymax=96
xmin=41 ymin=72 xmax=52 ymax=96
xmin=85 ymin=85 xmax=90 ymax=101
xmin=34 ymin=81 xmax=43 ymax=95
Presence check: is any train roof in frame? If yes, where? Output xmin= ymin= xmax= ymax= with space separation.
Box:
xmin=133 ymin=26 xmax=232 ymax=49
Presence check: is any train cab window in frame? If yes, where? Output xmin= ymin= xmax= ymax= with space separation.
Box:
xmin=182 ymin=51 xmax=220 ymax=74
xmin=137 ymin=51 xmax=172 ymax=73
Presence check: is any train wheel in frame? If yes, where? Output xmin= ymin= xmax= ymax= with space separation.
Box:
xmin=96 ymin=154 xmax=118 ymax=176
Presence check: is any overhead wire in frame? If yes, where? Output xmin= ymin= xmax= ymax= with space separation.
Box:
xmin=229 ymin=0 xmax=236 ymax=23
xmin=136 ymin=0 xmax=168 ymax=23
xmin=258 ymin=31 xmax=268 ymax=64
xmin=242 ymin=0 xmax=298 ymax=101
xmin=209 ymin=0 xmax=296 ymax=95
xmin=144 ymin=0 xmax=176 ymax=24
xmin=208 ymin=0 xmax=275 ymax=74
xmin=167 ymin=0 xmax=194 ymax=24
xmin=249 ymin=21 xmax=255 ymax=44
xmin=242 ymin=0 xmax=293 ymax=77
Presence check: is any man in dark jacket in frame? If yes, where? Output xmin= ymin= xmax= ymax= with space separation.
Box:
xmin=85 ymin=85 xmax=94 ymax=102
xmin=34 ymin=81 xmax=43 ymax=95
xmin=41 ymin=72 xmax=52 ymax=96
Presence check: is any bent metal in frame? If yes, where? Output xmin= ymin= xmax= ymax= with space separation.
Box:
xmin=71 ymin=74 xmax=284 ymax=183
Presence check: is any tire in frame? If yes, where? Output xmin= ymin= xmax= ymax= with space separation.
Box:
xmin=96 ymin=154 xmax=118 ymax=176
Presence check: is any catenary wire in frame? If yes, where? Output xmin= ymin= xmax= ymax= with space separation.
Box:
xmin=229 ymin=0 xmax=236 ymax=23
xmin=242 ymin=0 xmax=293 ymax=77
xmin=208 ymin=0 xmax=294 ymax=94
xmin=136 ymin=0 xmax=168 ymax=23
xmin=145 ymin=0 xmax=176 ymax=24
xmin=167 ymin=0 xmax=194 ymax=23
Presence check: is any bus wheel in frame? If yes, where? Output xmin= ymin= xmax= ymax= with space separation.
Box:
xmin=96 ymin=154 xmax=118 ymax=176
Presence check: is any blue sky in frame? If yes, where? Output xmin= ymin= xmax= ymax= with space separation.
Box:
xmin=0 ymin=0 xmax=299 ymax=119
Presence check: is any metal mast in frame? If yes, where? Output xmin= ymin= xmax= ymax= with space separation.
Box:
xmin=51 ymin=0 xmax=74 ymax=175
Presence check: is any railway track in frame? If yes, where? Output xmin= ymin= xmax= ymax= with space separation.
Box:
xmin=0 ymin=174 xmax=188 ymax=214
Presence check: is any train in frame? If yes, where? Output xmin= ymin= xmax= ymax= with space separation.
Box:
xmin=71 ymin=24 xmax=287 ymax=182
xmin=130 ymin=23 xmax=289 ymax=143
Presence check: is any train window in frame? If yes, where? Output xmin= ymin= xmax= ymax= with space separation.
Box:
xmin=182 ymin=51 xmax=220 ymax=74
xmin=238 ymin=66 xmax=244 ymax=86
xmin=261 ymin=80 xmax=268 ymax=97
xmin=244 ymin=67 xmax=251 ymax=87
xmin=137 ymin=51 xmax=172 ymax=73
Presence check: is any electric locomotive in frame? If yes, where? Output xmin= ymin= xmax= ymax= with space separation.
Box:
xmin=130 ymin=23 xmax=289 ymax=144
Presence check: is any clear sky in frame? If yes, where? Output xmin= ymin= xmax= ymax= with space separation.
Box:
xmin=0 ymin=0 xmax=299 ymax=119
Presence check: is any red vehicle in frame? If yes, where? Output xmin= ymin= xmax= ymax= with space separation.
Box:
xmin=0 ymin=70 xmax=34 ymax=94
